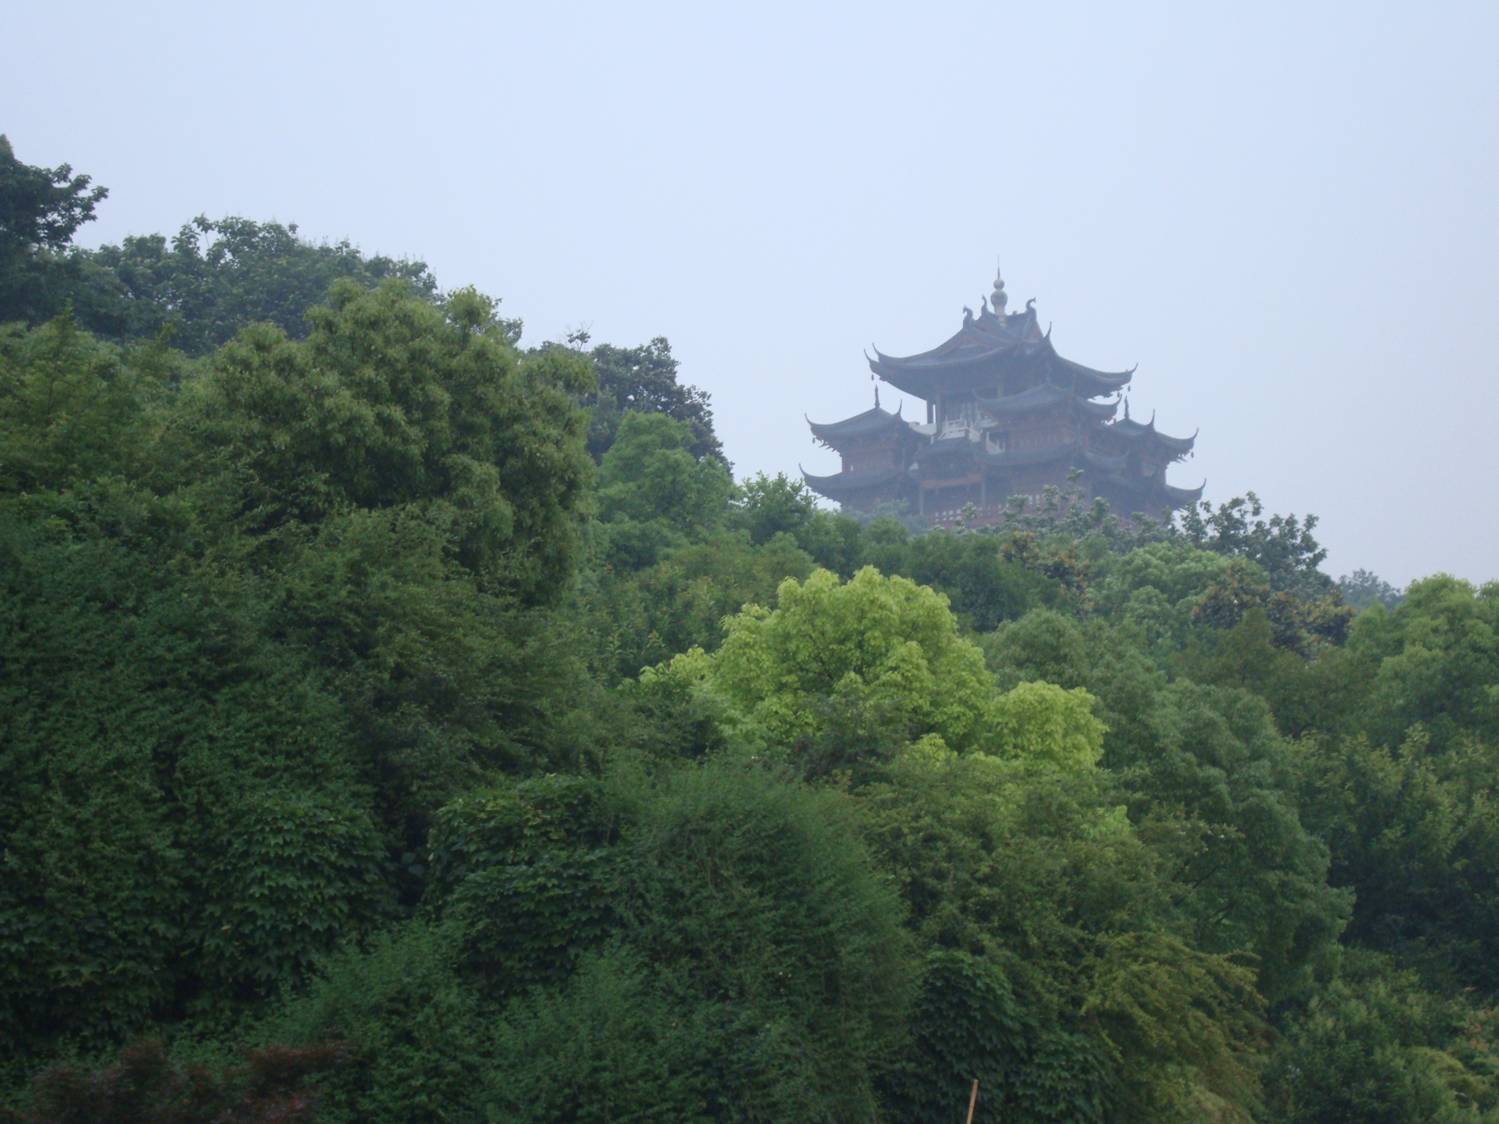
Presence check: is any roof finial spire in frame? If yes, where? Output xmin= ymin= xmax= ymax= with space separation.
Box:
xmin=991 ymin=259 xmax=1008 ymax=315
xmin=874 ymin=382 xmax=881 ymax=408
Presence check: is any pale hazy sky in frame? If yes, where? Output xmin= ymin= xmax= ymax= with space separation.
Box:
xmin=7 ymin=0 xmax=1497 ymax=585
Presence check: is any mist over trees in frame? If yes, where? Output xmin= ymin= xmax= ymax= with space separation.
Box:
xmin=4 ymin=136 xmax=1499 ymax=1123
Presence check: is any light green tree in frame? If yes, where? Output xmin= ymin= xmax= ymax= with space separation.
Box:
xmin=648 ymin=566 xmax=994 ymax=765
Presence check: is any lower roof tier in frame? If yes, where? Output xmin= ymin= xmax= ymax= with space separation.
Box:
xmin=803 ymin=453 xmax=1202 ymax=511
xmin=807 ymin=396 xmax=1192 ymax=464
xmin=799 ymin=464 xmax=913 ymax=500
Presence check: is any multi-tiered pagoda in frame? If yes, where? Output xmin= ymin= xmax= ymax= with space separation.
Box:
xmin=803 ymin=269 xmax=1202 ymax=524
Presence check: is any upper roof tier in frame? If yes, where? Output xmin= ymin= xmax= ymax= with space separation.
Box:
xmin=868 ymin=297 xmax=1135 ymax=401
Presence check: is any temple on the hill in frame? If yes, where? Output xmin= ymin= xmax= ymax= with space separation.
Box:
xmin=803 ymin=268 xmax=1202 ymax=524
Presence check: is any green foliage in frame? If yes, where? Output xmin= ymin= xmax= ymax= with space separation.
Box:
xmin=1175 ymin=491 xmax=1332 ymax=599
xmin=879 ymin=949 xmax=1112 ymax=1124
xmin=1346 ymin=574 xmax=1499 ymax=747
xmin=0 ymin=314 xmax=166 ymax=493
xmin=1120 ymin=682 xmax=1350 ymax=1004
xmin=270 ymin=503 xmax=605 ymax=827
xmin=860 ymin=738 xmax=1263 ymax=1120
xmin=578 ymin=527 xmax=814 ymax=683
xmin=1093 ymin=541 xmax=1254 ymax=644
xmin=616 ymin=763 xmax=917 ymax=1119
xmin=1082 ymin=932 xmax=1264 ymax=1121
xmin=983 ymin=608 xmax=1350 ymax=1006
xmin=732 ymin=471 xmax=817 ymax=545
xmin=0 ymin=479 xmax=402 ymax=1040
xmin=1297 ymin=729 xmax=1499 ymax=989
xmin=653 ymin=567 xmax=994 ymax=767
xmin=7 ymin=154 xmax=1498 ymax=1124
xmin=1176 ymin=608 xmax=1350 ymax=737
xmin=427 ymin=763 xmax=917 ymax=1122
xmin=582 ymin=335 xmax=722 ymax=463
xmin=179 ymin=280 xmax=592 ymax=600
xmin=1340 ymin=566 xmax=1405 ymax=610
xmin=0 ymin=736 xmax=184 ymax=1053
xmin=1263 ymin=950 xmax=1499 ymax=1123
xmin=193 ymin=786 xmax=390 ymax=998
xmin=0 ymin=135 xmax=107 ymax=325
xmin=425 ymin=775 xmax=625 ymax=997
xmin=983 ymin=606 xmax=1091 ymax=689
xmin=75 ymin=215 xmax=443 ymax=354
xmin=594 ymin=410 xmax=733 ymax=569
xmin=260 ymin=922 xmax=488 ymax=1124
xmin=990 ymin=680 xmax=1107 ymax=771
xmin=484 ymin=949 xmax=724 ymax=1122
xmin=1 ymin=264 xmax=601 ymax=1071
xmin=852 ymin=526 xmax=1062 ymax=631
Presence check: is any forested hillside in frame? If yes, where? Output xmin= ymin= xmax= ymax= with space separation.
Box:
xmin=4 ymin=136 xmax=1498 ymax=1123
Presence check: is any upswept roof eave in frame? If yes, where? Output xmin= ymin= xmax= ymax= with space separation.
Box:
xmin=870 ymin=341 xmax=1018 ymax=377
xmin=1043 ymin=340 xmax=1137 ymax=391
xmin=805 ymin=404 xmax=915 ymax=445
xmin=800 ymin=464 xmax=910 ymax=496
xmin=869 ymin=306 xmax=1043 ymax=376
xmin=1094 ymin=472 xmax=1205 ymax=510
xmin=1161 ymin=479 xmax=1206 ymax=506
xmin=868 ymin=320 xmax=976 ymax=369
xmin=1107 ymin=414 xmax=1198 ymax=456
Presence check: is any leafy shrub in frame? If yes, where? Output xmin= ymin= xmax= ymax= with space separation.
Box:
xmin=425 ymin=775 xmax=626 ymax=998
xmin=617 ymin=763 xmax=917 ymax=1119
xmin=878 ymin=950 xmax=1110 ymax=1124
xmin=0 ymin=761 xmax=185 ymax=1055
xmin=484 ymin=949 xmax=724 ymax=1122
xmin=259 ymin=921 xmax=488 ymax=1124
xmin=1262 ymin=950 xmax=1499 ymax=1123
xmin=194 ymin=786 xmax=390 ymax=999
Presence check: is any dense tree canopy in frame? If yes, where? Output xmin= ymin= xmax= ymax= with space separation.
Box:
xmin=5 ymin=151 xmax=1499 ymax=1123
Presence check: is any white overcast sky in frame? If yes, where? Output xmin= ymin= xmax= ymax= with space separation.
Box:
xmin=6 ymin=0 xmax=1497 ymax=585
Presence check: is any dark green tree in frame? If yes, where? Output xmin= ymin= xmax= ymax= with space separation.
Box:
xmin=581 ymin=335 xmax=722 ymax=462
xmin=1339 ymin=567 xmax=1404 ymax=610
xmin=593 ymin=411 xmax=732 ymax=569
xmin=732 ymin=471 xmax=817 ymax=544
xmin=0 ymin=135 xmax=107 ymax=324
xmin=75 ymin=216 xmax=441 ymax=353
